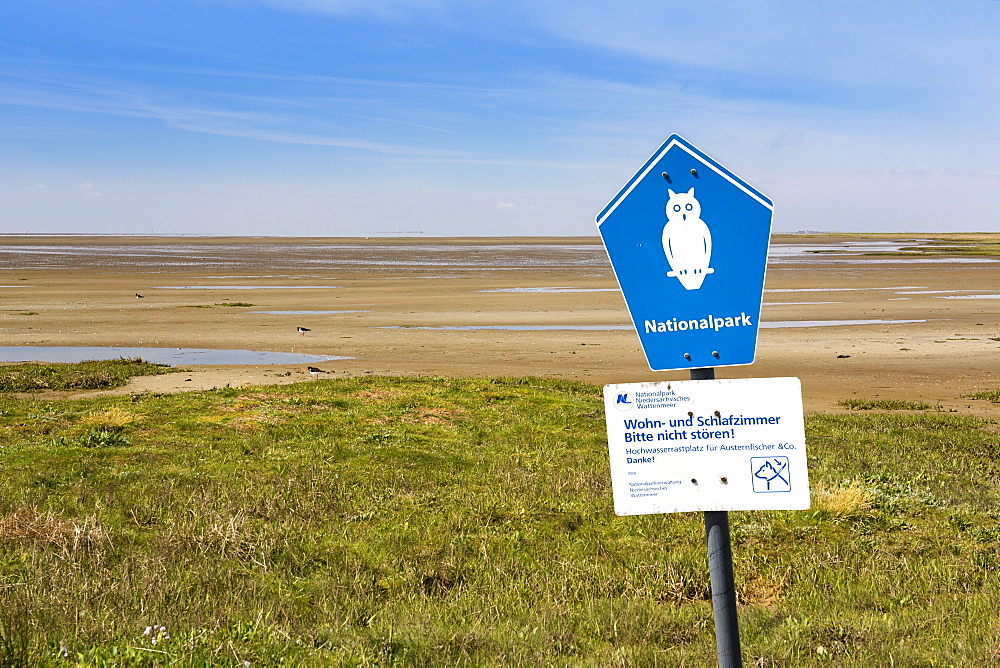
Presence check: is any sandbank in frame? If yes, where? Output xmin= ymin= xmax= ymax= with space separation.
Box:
xmin=1 ymin=234 xmax=998 ymax=416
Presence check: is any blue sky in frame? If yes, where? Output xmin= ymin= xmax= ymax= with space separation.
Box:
xmin=2 ymin=1 xmax=1000 ymax=236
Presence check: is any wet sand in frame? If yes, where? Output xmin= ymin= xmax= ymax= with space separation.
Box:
xmin=1 ymin=234 xmax=999 ymax=415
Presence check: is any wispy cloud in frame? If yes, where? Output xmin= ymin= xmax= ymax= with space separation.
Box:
xmin=75 ymin=182 xmax=101 ymax=198
xmin=0 ymin=71 xmax=448 ymax=153
xmin=3 ymin=0 xmax=1000 ymax=234
xmin=0 ymin=70 xmax=614 ymax=170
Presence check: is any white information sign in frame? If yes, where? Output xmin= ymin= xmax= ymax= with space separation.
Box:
xmin=604 ymin=377 xmax=809 ymax=515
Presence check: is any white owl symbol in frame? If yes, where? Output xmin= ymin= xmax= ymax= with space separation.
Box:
xmin=661 ymin=187 xmax=713 ymax=290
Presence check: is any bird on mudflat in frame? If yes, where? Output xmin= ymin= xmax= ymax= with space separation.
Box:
xmin=297 ymin=326 xmax=311 ymax=335
xmin=135 ymin=293 xmax=144 ymax=298
xmin=306 ymin=366 xmax=325 ymax=378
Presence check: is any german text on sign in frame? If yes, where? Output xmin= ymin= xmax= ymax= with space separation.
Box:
xmin=604 ymin=377 xmax=810 ymax=515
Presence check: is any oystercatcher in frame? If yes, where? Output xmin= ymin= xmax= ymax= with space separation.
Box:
xmin=306 ymin=366 xmax=325 ymax=378
xmin=297 ymin=326 xmax=311 ymax=335
xmin=135 ymin=293 xmax=144 ymax=299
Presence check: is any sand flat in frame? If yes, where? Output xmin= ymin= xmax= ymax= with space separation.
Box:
xmin=1 ymin=233 xmax=998 ymax=414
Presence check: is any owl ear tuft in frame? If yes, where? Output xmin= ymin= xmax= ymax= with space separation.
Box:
xmin=687 ymin=187 xmax=695 ymax=196
xmin=667 ymin=189 xmax=676 ymax=198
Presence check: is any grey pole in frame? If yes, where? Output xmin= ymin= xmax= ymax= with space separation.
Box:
xmin=690 ymin=367 xmax=743 ymax=668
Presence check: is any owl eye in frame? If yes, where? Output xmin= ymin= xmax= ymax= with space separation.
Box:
xmin=673 ymin=205 xmax=682 ymax=212
xmin=685 ymin=203 xmax=693 ymax=211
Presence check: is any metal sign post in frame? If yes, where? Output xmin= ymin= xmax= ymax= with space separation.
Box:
xmin=691 ymin=366 xmax=741 ymax=667
xmin=705 ymin=507 xmax=741 ymax=667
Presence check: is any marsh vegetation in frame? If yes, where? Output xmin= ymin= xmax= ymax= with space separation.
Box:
xmin=0 ymin=366 xmax=997 ymax=664
xmin=0 ymin=358 xmax=175 ymax=393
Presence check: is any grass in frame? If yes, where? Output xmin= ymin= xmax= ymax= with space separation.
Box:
xmin=837 ymin=398 xmax=934 ymax=411
xmin=0 ymin=375 xmax=997 ymax=664
xmin=861 ymin=238 xmax=1000 ymax=258
xmin=181 ymin=302 xmax=255 ymax=309
xmin=964 ymin=389 xmax=1000 ymax=403
xmin=0 ymin=358 xmax=176 ymax=393
xmin=788 ymin=234 xmax=1000 ymax=259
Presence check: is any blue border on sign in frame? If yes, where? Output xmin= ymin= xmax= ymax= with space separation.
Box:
xmin=597 ymin=134 xmax=772 ymax=227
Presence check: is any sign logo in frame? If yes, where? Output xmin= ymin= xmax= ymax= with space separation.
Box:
xmin=663 ymin=188 xmax=713 ymax=290
xmin=614 ymin=392 xmax=633 ymax=411
xmin=751 ymin=457 xmax=791 ymax=493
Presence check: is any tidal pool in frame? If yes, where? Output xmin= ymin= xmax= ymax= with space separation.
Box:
xmin=379 ymin=325 xmax=631 ymax=331
xmin=896 ymin=289 xmax=982 ymax=295
xmin=938 ymin=294 xmax=1000 ymax=299
xmin=0 ymin=346 xmax=350 ymax=365
xmin=759 ymin=319 xmax=927 ymax=328
xmin=477 ymin=287 xmax=619 ymax=293
xmin=765 ymin=287 xmax=925 ymax=293
xmin=156 ymin=285 xmax=341 ymax=290
xmin=379 ymin=319 xmax=927 ymax=331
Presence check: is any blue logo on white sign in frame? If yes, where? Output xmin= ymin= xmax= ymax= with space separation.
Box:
xmin=751 ymin=457 xmax=791 ymax=493
xmin=614 ymin=392 xmax=633 ymax=411
xmin=597 ymin=135 xmax=773 ymax=371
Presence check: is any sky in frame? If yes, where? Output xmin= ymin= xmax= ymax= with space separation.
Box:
xmin=2 ymin=1 xmax=1000 ymax=237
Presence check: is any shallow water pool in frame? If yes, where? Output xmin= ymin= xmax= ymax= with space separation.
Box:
xmin=250 ymin=310 xmax=368 ymax=314
xmin=378 ymin=319 xmax=928 ymax=332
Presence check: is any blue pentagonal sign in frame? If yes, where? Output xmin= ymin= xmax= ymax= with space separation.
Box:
xmin=597 ymin=135 xmax=773 ymax=371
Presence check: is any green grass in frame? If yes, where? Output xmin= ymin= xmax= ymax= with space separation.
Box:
xmin=837 ymin=398 xmax=934 ymax=411
xmin=0 ymin=376 xmax=997 ymax=664
xmin=965 ymin=389 xmax=1000 ymax=402
xmin=862 ymin=238 xmax=1000 ymax=258
xmin=788 ymin=234 xmax=1000 ymax=259
xmin=181 ymin=302 xmax=255 ymax=308
xmin=0 ymin=358 xmax=176 ymax=393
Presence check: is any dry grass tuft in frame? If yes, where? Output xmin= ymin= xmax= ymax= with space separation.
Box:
xmin=740 ymin=571 xmax=790 ymax=607
xmin=377 ymin=408 xmax=466 ymax=426
xmin=0 ymin=507 xmax=107 ymax=556
xmin=355 ymin=389 xmax=403 ymax=401
xmin=80 ymin=406 xmax=137 ymax=428
xmin=813 ymin=484 xmax=875 ymax=518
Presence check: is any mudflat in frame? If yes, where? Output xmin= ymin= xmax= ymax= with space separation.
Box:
xmin=2 ymin=233 xmax=999 ymax=414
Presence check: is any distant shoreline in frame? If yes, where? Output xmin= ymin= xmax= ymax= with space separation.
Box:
xmin=1 ymin=231 xmax=998 ymax=247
